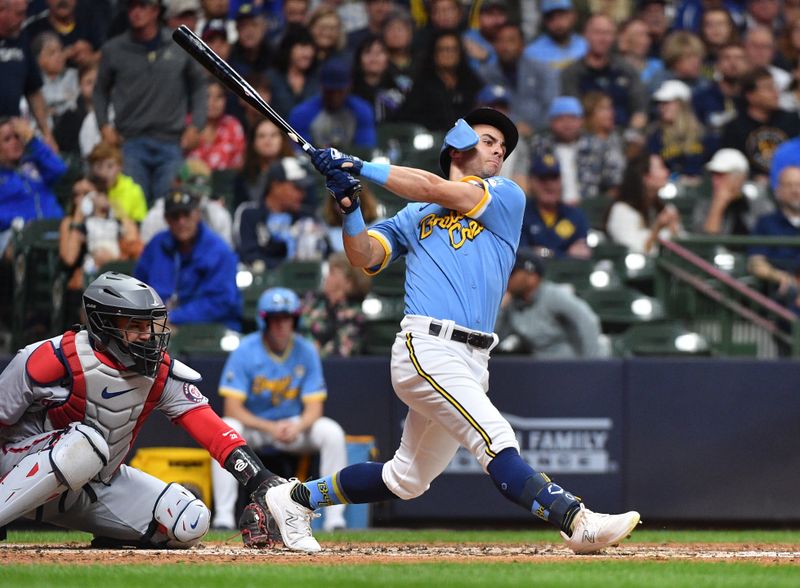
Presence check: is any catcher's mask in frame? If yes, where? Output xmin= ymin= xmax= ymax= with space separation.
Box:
xmin=256 ymin=287 xmax=301 ymax=332
xmin=439 ymin=107 xmax=519 ymax=176
xmin=83 ymin=272 xmax=171 ymax=377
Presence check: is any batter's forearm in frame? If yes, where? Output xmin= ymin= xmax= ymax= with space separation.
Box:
xmin=343 ymin=231 xmax=382 ymax=268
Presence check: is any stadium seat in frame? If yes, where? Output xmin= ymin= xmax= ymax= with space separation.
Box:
xmin=613 ymin=321 xmax=711 ymax=357
xmin=211 ymin=169 xmax=238 ymax=212
xmin=278 ymin=260 xmax=323 ymax=295
xmin=10 ymin=219 xmax=65 ymax=349
xmin=579 ymin=286 xmax=666 ymax=333
xmin=168 ymin=323 xmax=240 ymax=358
xmin=362 ymin=320 xmax=400 ymax=355
xmin=544 ymin=257 xmax=621 ymax=293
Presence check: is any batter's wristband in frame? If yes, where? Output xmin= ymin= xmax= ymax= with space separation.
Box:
xmin=361 ymin=162 xmax=390 ymax=185
xmin=343 ymin=207 xmax=366 ymax=236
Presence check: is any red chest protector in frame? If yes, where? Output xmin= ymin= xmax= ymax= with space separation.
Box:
xmin=46 ymin=330 xmax=171 ymax=442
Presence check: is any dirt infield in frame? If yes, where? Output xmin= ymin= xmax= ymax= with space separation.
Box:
xmin=3 ymin=542 xmax=800 ymax=565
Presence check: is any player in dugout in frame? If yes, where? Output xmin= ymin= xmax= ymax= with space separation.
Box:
xmin=250 ymin=107 xmax=641 ymax=553
xmin=0 ymin=272 xmax=287 ymax=548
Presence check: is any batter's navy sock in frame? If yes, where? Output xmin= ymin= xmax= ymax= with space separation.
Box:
xmin=301 ymin=462 xmax=397 ymax=509
xmin=487 ymin=448 xmax=581 ymax=535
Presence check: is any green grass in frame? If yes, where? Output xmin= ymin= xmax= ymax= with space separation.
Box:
xmin=3 ymin=528 xmax=799 ymax=588
xmin=1 ymin=562 xmax=799 ymax=588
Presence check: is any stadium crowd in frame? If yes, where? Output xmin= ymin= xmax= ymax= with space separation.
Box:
xmin=3 ymin=0 xmax=800 ymax=358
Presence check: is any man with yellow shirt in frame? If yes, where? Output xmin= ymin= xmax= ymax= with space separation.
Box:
xmin=88 ymin=142 xmax=147 ymax=222
xmin=519 ymin=152 xmax=591 ymax=258
xmin=209 ymin=287 xmax=348 ymax=532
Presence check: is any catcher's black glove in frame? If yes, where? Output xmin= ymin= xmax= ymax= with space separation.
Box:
xmin=239 ymin=476 xmax=286 ymax=548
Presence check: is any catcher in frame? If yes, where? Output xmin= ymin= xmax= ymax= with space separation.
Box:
xmin=0 ymin=272 xmax=280 ymax=548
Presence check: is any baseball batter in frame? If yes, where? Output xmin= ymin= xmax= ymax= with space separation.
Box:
xmin=254 ymin=108 xmax=640 ymax=554
xmin=0 ymin=273 xmax=286 ymax=548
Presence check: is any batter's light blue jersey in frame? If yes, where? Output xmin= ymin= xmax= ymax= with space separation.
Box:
xmin=218 ymin=332 xmax=327 ymax=421
xmin=367 ymin=175 xmax=525 ymax=332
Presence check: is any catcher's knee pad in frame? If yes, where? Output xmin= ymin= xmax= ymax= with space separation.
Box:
xmin=381 ymin=459 xmax=429 ymax=500
xmin=153 ymin=483 xmax=210 ymax=548
xmin=51 ymin=423 xmax=109 ymax=491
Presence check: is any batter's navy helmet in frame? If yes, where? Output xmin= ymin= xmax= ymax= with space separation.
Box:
xmin=256 ymin=287 xmax=301 ymax=331
xmin=439 ymin=107 xmax=519 ymax=176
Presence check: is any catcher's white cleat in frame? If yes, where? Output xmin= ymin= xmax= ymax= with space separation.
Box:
xmin=561 ymin=504 xmax=641 ymax=554
xmin=265 ymin=480 xmax=322 ymax=553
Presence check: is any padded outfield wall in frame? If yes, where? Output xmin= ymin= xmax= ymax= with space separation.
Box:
xmin=2 ymin=355 xmax=798 ymax=523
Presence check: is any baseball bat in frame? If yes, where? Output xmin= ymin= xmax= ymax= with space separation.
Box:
xmin=172 ymin=24 xmax=314 ymax=153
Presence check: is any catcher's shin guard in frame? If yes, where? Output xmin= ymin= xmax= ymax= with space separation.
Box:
xmin=151 ymin=483 xmax=210 ymax=548
xmin=0 ymin=423 xmax=108 ymax=528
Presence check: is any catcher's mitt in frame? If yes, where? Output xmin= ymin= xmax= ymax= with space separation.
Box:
xmin=239 ymin=476 xmax=287 ymax=548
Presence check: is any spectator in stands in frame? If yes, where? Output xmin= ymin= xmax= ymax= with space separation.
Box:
xmin=197 ymin=0 xmax=236 ymax=43
xmin=520 ymin=152 xmax=590 ymax=259
xmin=397 ymin=30 xmax=483 ymax=132
xmin=236 ymin=156 xmax=322 ymax=270
xmin=647 ymin=80 xmax=708 ymax=181
xmin=308 ymin=5 xmax=347 ymax=65
xmin=699 ymin=7 xmax=740 ymax=77
xmin=25 ymin=0 xmax=102 ymax=68
xmin=94 ymin=0 xmax=208 ymax=203
xmin=582 ymin=91 xmax=624 ymax=152
xmin=189 ymin=80 xmax=245 ymax=171
xmin=210 ymin=286 xmax=347 ymax=531
xmin=744 ymin=26 xmax=792 ymax=93
xmin=228 ymin=3 xmax=272 ymax=76
xmin=672 ymin=0 xmax=744 ymax=34
xmin=780 ymin=54 xmax=800 ymax=112
xmin=523 ymin=0 xmax=587 ymax=72
xmin=477 ymin=22 xmax=557 ymax=137
xmin=693 ymin=148 xmax=774 ymax=235
xmin=495 ymin=248 xmax=602 ymax=358
xmin=0 ymin=116 xmax=65 ymax=256
xmin=300 ymin=251 xmax=371 ymax=357
xmin=530 ymin=96 xmax=625 ymax=204
xmin=721 ymin=67 xmax=800 ymax=180
xmin=0 ymin=0 xmax=55 ymax=148
xmin=351 ymin=35 xmax=406 ymax=124
xmin=771 ymin=134 xmax=800 ymax=192
xmin=33 ymin=32 xmax=79 ymax=121
xmin=234 ymin=118 xmax=295 ymax=208
xmin=267 ymin=26 xmax=320 ymax=121
xmin=347 ymin=0 xmax=393 ymax=54
xmin=381 ymin=8 xmax=415 ymax=93
xmin=561 ymin=13 xmax=648 ymax=130
xmin=748 ymin=165 xmax=800 ymax=301
xmin=289 ymin=57 xmax=376 ymax=148
xmin=201 ymin=18 xmax=232 ymax=63
xmin=88 ymin=142 xmax=147 ymax=223
xmin=786 ymin=0 xmax=800 ymax=28
xmin=744 ymin=0 xmax=782 ymax=31
xmin=777 ymin=15 xmax=800 ymax=68
xmin=165 ymin=0 xmax=202 ymax=32
xmin=413 ymin=0 xmax=464 ymax=60
xmin=616 ymin=17 xmax=666 ymax=92
xmin=140 ymin=158 xmax=234 ymax=246
xmin=692 ymin=42 xmax=749 ymax=140
xmin=636 ymin=0 xmax=670 ymax=59
xmin=660 ymin=30 xmax=707 ymax=91
xmin=135 ymin=189 xmax=242 ymax=330
xmin=58 ymin=175 xmax=142 ymax=323
xmin=462 ymin=0 xmax=507 ymax=72
xmin=322 ymin=182 xmax=380 ymax=253
xmin=53 ymin=63 xmax=99 ymax=158
xmin=605 ymin=153 xmax=681 ymax=255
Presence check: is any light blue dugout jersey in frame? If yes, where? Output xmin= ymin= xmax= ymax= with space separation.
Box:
xmin=218 ymin=332 xmax=327 ymax=421
xmin=367 ymin=175 xmax=525 ymax=332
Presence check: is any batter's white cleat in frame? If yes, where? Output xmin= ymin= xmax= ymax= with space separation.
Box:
xmin=561 ymin=504 xmax=641 ymax=554
xmin=265 ymin=480 xmax=322 ymax=553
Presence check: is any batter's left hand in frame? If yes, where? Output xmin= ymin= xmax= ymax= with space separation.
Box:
xmin=311 ymin=147 xmax=363 ymax=176
xmin=326 ymin=169 xmax=361 ymax=214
